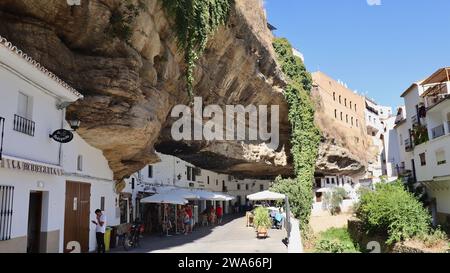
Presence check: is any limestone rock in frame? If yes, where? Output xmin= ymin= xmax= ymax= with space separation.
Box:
xmin=0 ymin=0 xmax=289 ymax=180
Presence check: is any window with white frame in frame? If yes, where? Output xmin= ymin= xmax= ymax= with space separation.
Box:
xmin=17 ymin=92 xmax=33 ymax=119
xmin=436 ymin=150 xmax=446 ymax=166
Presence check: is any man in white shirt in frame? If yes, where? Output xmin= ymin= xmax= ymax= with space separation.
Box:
xmin=92 ymin=209 xmax=106 ymax=253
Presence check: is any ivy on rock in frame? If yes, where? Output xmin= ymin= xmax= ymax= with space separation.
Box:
xmin=161 ymin=0 xmax=231 ymax=100
xmin=271 ymin=38 xmax=321 ymax=233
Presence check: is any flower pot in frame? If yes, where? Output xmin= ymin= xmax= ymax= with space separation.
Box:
xmin=257 ymin=227 xmax=268 ymax=238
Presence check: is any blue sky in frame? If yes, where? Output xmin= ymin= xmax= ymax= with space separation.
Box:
xmin=265 ymin=0 xmax=450 ymax=109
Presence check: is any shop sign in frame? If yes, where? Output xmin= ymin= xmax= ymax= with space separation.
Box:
xmin=49 ymin=129 xmax=74 ymax=143
xmin=0 ymin=158 xmax=63 ymax=176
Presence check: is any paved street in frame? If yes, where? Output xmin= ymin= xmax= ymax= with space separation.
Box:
xmin=113 ymin=215 xmax=288 ymax=253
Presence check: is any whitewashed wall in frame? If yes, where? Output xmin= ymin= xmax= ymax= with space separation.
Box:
xmin=0 ymin=168 xmax=64 ymax=246
xmin=0 ymin=65 xmax=64 ymax=166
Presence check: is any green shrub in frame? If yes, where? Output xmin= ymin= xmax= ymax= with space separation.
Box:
xmin=416 ymin=228 xmax=448 ymax=248
xmin=315 ymin=239 xmax=346 ymax=253
xmin=323 ymin=187 xmax=347 ymax=215
xmin=253 ymin=207 xmax=272 ymax=229
xmin=315 ymin=227 xmax=359 ymax=253
xmin=356 ymin=181 xmax=431 ymax=245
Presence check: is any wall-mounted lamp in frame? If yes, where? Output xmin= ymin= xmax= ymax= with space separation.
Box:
xmin=68 ymin=119 xmax=81 ymax=131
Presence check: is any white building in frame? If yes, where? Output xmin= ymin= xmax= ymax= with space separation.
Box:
xmin=0 ymin=36 xmax=119 ymax=253
xmin=412 ymin=68 xmax=450 ymax=226
xmin=364 ymin=98 xmax=388 ymax=181
xmin=394 ymin=68 xmax=450 ymax=226
xmin=312 ymin=175 xmax=358 ymax=216
xmin=122 ymin=153 xmax=271 ymax=231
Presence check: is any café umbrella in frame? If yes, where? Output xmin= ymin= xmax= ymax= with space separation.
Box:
xmin=140 ymin=191 xmax=188 ymax=236
xmin=247 ymin=190 xmax=286 ymax=201
xmin=140 ymin=191 xmax=188 ymax=205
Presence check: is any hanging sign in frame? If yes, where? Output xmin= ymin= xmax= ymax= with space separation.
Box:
xmin=49 ymin=129 xmax=74 ymax=143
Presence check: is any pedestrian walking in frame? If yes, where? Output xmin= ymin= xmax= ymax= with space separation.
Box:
xmin=216 ymin=205 xmax=223 ymax=224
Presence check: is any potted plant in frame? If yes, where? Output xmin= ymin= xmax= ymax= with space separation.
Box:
xmin=253 ymin=207 xmax=272 ymax=239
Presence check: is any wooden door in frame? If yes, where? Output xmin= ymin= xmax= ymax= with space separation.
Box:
xmin=64 ymin=181 xmax=91 ymax=253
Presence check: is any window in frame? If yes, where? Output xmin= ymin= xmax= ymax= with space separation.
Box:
xmin=326 ymin=178 xmax=330 ymax=184
xmin=333 ymin=92 xmax=336 ymax=101
xmin=346 ymin=114 xmax=349 ymax=123
xmin=356 ymin=119 xmax=359 ymax=127
xmin=340 ymin=112 xmax=343 ymax=121
xmin=77 ymin=155 xmax=83 ymax=171
xmin=186 ymin=166 xmax=197 ymax=181
xmin=14 ymin=92 xmax=35 ymax=136
xmin=237 ymin=184 xmax=241 ymax=190
xmin=344 ymin=98 xmax=347 ymax=107
xmin=351 ymin=117 xmax=354 ymax=126
xmin=419 ymin=153 xmax=426 ymax=166
xmin=148 ymin=165 xmax=153 ymax=178
xmin=339 ymin=95 xmax=342 ymax=104
xmin=260 ymin=184 xmax=264 ymax=191
xmin=354 ymin=105 xmax=357 ymax=112
xmin=207 ymin=176 xmax=210 ymax=184
xmin=334 ymin=109 xmax=337 ymax=119
xmin=216 ymin=179 xmax=218 ymax=186
xmin=350 ymin=101 xmax=352 ymax=109
xmin=436 ymin=150 xmax=446 ymax=165
xmin=245 ymin=184 xmax=249 ymax=190
xmin=17 ymin=92 xmax=32 ymax=119
xmin=331 ymin=178 xmax=335 ymax=184
xmin=0 ymin=185 xmax=14 ymax=241
xmin=100 ymin=196 xmax=105 ymax=211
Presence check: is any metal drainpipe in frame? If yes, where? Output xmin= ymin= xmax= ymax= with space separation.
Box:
xmin=58 ymin=107 xmax=65 ymax=166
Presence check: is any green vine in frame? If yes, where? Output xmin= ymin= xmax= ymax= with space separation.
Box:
xmin=161 ymin=0 xmax=231 ymax=100
xmin=106 ymin=0 xmax=146 ymax=43
xmin=271 ymin=38 xmax=321 ymax=232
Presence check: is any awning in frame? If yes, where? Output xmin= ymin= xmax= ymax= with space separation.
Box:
xmin=247 ymin=190 xmax=286 ymax=201
xmin=140 ymin=191 xmax=188 ymax=205
xmin=140 ymin=187 xmax=235 ymax=205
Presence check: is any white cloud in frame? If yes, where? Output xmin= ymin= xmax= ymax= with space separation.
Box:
xmin=367 ymin=0 xmax=382 ymax=6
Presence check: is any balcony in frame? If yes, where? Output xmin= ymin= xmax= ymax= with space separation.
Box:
xmin=404 ymin=139 xmax=413 ymax=152
xmin=431 ymin=124 xmax=445 ymax=139
xmin=13 ymin=114 xmax=35 ymax=136
xmin=422 ymin=83 xmax=450 ymax=110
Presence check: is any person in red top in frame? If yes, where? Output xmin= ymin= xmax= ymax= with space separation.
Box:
xmin=185 ymin=205 xmax=193 ymax=233
xmin=216 ymin=205 xmax=223 ymax=224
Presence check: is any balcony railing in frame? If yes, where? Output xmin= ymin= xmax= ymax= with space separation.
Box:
xmin=411 ymin=115 xmax=419 ymax=125
xmin=0 ymin=117 xmax=5 ymax=160
xmin=431 ymin=124 xmax=445 ymax=139
xmin=404 ymin=139 xmax=413 ymax=152
xmin=13 ymin=114 xmax=35 ymax=136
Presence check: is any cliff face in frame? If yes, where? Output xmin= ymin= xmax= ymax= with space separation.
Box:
xmin=0 ymin=0 xmax=291 ymax=181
